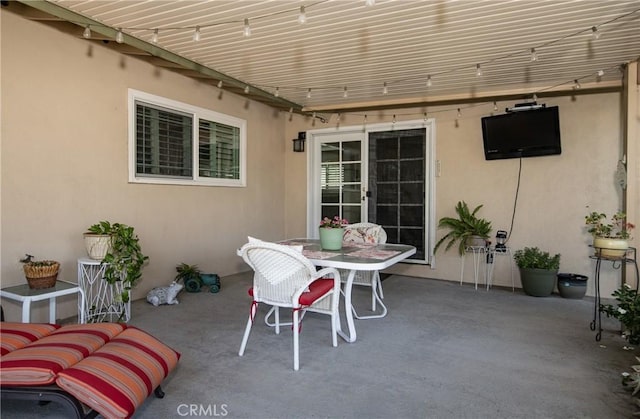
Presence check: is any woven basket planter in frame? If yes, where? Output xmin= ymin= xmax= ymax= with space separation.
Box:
xmin=23 ymin=261 xmax=60 ymax=289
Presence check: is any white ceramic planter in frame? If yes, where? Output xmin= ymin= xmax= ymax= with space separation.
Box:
xmin=593 ymin=237 xmax=628 ymax=258
xmin=83 ymin=233 xmax=112 ymax=260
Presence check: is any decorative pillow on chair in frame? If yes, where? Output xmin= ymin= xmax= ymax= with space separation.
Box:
xmin=343 ymin=225 xmax=382 ymax=244
xmin=247 ymin=236 xmax=303 ymax=253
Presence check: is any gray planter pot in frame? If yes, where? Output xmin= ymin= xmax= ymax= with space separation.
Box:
xmin=519 ymin=268 xmax=558 ymax=297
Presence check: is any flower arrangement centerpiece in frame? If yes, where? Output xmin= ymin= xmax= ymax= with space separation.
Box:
xmin=585 ymin=211 xmax=635 ymax=258
xmin=319 ymin=216 xmax=349 ymax=229
xmin=319 ymin=216 xmax=348 ymax=250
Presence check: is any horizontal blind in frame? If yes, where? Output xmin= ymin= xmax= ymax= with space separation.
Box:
xmin=136 ymin=102 xmax=193 ymax=178
xmin=198 ymin=119 xmax=240 ymax=179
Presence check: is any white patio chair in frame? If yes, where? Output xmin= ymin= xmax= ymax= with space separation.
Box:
xmin=341 ymin=222 xmax=388 ymax=319
xmin=237 ymin=240 xmax=341 ymax=371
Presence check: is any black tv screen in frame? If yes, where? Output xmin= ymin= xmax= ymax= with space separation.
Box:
xmin=481 ymin=106 xmax=561 ymax=160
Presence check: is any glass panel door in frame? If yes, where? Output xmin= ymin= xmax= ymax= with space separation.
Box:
xmin=368 ymin=128 xmax=426 ymax=261
xmin=320 ymin=135 xmax=363 ymax=224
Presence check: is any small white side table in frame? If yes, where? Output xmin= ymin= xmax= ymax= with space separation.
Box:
xmin=460 ymin=246 xmax=489 ymax=290
xmin=0 ymin=280 xmax=85 ymax=323
xmin=486 ymin=246 xmax=515 ymax=291
xmin=77 ymin=258 xmax=130 ymax=323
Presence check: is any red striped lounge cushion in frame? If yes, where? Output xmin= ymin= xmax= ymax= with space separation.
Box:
xmin=0 ymin=322 xmax=60 ymax=356
xmin=56 ymin=326 xmax=181 ymax=419
xmin=0 ymin=323 xmax=126 ymax=386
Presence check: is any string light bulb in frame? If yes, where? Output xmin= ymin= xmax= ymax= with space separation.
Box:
xmin=426 ymin=75 xmax=432 ymax=87
xmin=343 ymin=86 xmax=348 ymax=98
xmin=274 ymin=87 xmax=279 ymax=97
xmin=457 ymin=108 xmax=462 ymax=118
xmin=115 ymin=28 xmax=124 ymax=43
xmin=530 ymin=48 xmax=538 ymax=62
xmin=597 ymin=69 xmax=605 ymax=77
xmin=573 ymin=79 xmax=581 ymax=89
xmin=532 ymin=93 xmax=538 ymax=101
xmin=591 ymin=26 xmax=600 ymax=40
xmin=307 ymin=88 xmax=312 ymax=99
xmin=423 ymin=112 xmax=428 ymax=122
xmin=392 ymin=114 xmax=396 ymax=124
xmin=493 ymin=102 xmax=498 ymax=111
xmin=382 ymin=82 xmax=388 ymax=95
xmin=217 ymin=80 xmax=223 ymax=89
xmin=83 ymin=25 xmax=91 ymax=39
xmin=193 ymin=26 xmax=201 ymax=42
xmin=243 ymin=18 xmax=251 ymax=37
xmin=244 ymin=85 xmax=250 ymax=94
xmin=151 ymin=29 xmax=159 ymax=44
xmin=476 ymin=64 xmax=482 ymax=77
xmin=298 ymin=6 xmax=307 ymax=24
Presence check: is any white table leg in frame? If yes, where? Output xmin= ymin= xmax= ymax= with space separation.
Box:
xmin=49 ymin=297 xmax=57 ymax=323
xmin=22 ymin=300 xmax=31 ymax=323
xmin=337 ymin=269 xmax=357 ymax=343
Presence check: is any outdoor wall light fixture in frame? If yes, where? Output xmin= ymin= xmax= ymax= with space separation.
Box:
xmin=293 ymin=131 xmax=306 ymax=152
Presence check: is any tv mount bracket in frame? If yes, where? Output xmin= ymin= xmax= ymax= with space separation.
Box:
xmin=505 ymin=102 xmax=546 ymax=113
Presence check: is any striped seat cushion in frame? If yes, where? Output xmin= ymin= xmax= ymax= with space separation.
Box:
xmin=0 ymin=322 xmax=60 ymax=356
xmin=0 ymin=323 xmax=126 ymax=386
xmin=56 ymin=326 xmax=181 ymax=419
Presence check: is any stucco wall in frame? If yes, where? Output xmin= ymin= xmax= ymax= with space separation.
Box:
xmin=1 ymin=11 xmax=287 ymax=321
xmin=285 ymin=93 xmax=632 ymax=299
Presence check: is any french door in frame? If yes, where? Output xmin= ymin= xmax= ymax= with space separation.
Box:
xmin=308 ymin=121 xmax=435 ymax=264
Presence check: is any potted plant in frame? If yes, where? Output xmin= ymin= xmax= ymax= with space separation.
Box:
xmin=319 ymin=216 xmax=349 ymax=250
xmin=86 ymin=221 xmax=149 ymax=319
xmin=513 ymin=246 xmax=561 ymax=297
xmin=175 ymin=263 xmax=203 ymax=293
xmin=601 ymin=284 xmax=640 ymax=344
xmin=434 ymin=201 xmax=492 ymax=256
xmin=84 ymin=221 xmax=114 ymax=260
xmin=585 ymin=211 xmax=635 ymax=258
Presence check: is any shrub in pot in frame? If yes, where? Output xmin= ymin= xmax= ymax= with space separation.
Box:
xmin=513 ymin=247 xmax=560 ymax=297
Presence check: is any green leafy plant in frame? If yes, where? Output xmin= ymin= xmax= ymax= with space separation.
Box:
xmin=513 ymin=247 xmax=560 ymax=270
xmin=434 ymin=201 xmax=492 ymax=256
xmin=319 ymin=216 xmax=349 ymax=228
xmin=87 ymin=221 xmax=148 ymax=321
xmin=175 ymin=263 xmax=201 ymax=283
xmin=585 ymin=211 xmax=635 ymax=239
xmin=601 ymin=284 xmax=640 ymax=344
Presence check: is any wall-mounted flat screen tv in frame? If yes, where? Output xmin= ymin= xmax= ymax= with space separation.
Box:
xmin=481 ymin=106 xmax=561 ymax=160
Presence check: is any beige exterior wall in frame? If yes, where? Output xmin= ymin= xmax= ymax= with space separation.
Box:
xmin=285 ymin=94 xmax=632 ymax=299
xmin=1 ymin=10 xmax=636 ymax=322
xmin=1 ymin=11 xmax=287 ymax=321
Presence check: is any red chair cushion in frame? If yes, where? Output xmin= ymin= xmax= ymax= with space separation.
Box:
xmin=248 ymin=278 xmax=334 ymax=306
xmin=299 ymin=279 xmax=334 ymax=306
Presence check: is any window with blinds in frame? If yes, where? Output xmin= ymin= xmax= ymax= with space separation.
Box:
xmin=128 ymin=89 xmax=246 ymax=187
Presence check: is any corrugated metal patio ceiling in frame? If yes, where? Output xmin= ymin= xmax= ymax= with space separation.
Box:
xmin=12 ymin=0 xmax=640 ymax=114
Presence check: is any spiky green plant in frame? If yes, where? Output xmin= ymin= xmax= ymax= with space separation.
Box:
xmin=434 ymin=201 xmax=492 ymax=256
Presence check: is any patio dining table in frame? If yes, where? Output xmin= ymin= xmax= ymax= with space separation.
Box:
xmin=280 ymin=239 xmax=416 ymax=343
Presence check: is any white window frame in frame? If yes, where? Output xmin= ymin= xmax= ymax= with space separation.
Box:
xmin=128 ymin=89 xmax=247 ymax=187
